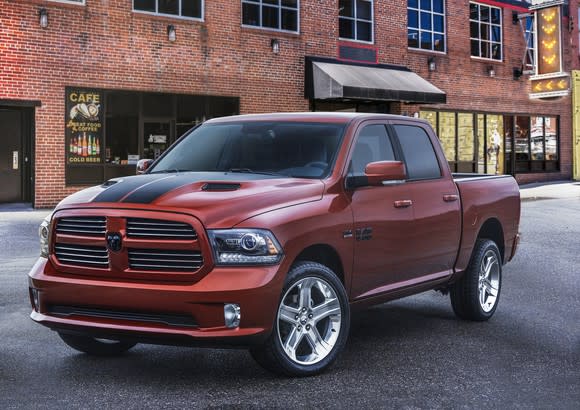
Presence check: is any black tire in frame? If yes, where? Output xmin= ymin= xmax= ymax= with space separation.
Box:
xmin=450 ymin=239 xmax=502 ymax=321
xmin=58 ymin=332 xmax=136 ymax=356
xmin=250 ymin=261 xmax=350 ymax=377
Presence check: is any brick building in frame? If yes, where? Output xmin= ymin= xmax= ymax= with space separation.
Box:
xmin=0 ymin=0 xmax=577 ymax=207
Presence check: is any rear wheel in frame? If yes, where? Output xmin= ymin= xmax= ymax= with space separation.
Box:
xmin=250 ymin=261 xmax=350 ymax=376
xmin=450 ymin=239 xmax=502 ymax=321
xmin=58 ymin=333 xmax=136 ymax=356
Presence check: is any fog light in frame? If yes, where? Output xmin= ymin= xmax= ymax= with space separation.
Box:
xmin=30 ymin=288 xmax=40 ymax=311
xmin=224 ymin=303 xmax=241 ymax=328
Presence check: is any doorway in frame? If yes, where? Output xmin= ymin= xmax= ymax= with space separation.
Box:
xmin=0 ymin=107 xmax=33 ymax=204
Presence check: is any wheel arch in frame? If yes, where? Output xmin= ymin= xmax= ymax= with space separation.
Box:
xmin=293 ymin=244 xmax=346 ymax=286
xmin=476 ymin=218 xmax=505 ymax=263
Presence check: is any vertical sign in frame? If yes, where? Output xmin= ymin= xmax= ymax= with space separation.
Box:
xmin=536 ymin=6 xmax=562 ymax=75
xmin=65 ymin=88 xmax=103 ymax=164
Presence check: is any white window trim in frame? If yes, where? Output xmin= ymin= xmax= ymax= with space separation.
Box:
xmin=132 ymin=0 xmax=205 ymax=22
xmin=407 ymin=0 xmax=447 ymax=53
xmin=338 ymin=0 xmax=374 ymax=44
xmin=241 ymin=0 xmax=300 ymax=34
xmin=469 ymin=1 xmax=503 ymax=62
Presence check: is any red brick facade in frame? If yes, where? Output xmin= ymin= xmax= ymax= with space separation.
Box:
xmin=0 ymin=0 xmax=575 ymax=207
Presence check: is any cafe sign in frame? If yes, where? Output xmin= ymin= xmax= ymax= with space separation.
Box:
xmin=529 ymin=0 xmax=570 ymax=99
xmin=65 ymin=87 xmax=103 ymax=164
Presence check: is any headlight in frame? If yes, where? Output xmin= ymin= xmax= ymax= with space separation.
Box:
xmin=39 ymin=212 xmax=53 ymax=258
xmin=207 ymin=229 xmax=283 ymax=266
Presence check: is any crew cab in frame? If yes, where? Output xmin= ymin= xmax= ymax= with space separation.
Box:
xmin=29 ymin=113 xmax=520 ymax=376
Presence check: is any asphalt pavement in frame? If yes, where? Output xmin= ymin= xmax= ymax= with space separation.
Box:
xmin=1 ymin=187 xmax=579 ymax=409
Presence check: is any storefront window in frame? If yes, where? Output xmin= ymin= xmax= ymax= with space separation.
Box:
xmin=419 ymin=110 xmax=437 ymax=130
xmin=457 ymin=113 xmax=474 ymax=163
xmin=545 ymin=117 xmax=558 ymax=160
xmin=486 ymin=114 xmax=503 ymax=174
xmin=477 ymin=114 xmax=486 ymax=173
xmin=438 ymin=112 xmax=456 ymax=166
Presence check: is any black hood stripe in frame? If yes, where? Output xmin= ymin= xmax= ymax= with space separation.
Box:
xmin=92 ymin=174 xmax=170 ymax=203
xmin=93 ymin=172 xmax=279 ymax=204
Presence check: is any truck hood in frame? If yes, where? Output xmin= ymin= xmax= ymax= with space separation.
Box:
xmin=56 ymin=172 xmax=325 ymax=227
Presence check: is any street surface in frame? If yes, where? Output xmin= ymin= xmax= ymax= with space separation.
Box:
xmin=1 ymin=195 xmax=579 ymax=409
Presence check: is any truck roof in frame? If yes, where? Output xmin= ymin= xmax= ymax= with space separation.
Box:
xmin=205 ymin=112 xmax=421 ymax=124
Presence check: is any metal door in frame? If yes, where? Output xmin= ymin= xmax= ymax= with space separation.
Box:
xmin=0 ymin=109 xmax=23 ymax=202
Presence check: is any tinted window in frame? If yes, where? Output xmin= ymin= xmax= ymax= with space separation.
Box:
xmin=151 ymin=122 xmax=345 ymax=179
xmin=394 ymin=124 xmax=441 ymax=179
xmin=351 ymin=124 xmax=395 ymax=176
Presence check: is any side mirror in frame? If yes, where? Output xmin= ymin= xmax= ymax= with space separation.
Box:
xmin=365 ymin=161 xmax=406 ymax=186
xmin=136 ymin=159 xmax=154 ymax=175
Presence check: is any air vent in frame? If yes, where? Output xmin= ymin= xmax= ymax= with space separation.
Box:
xmin=126 ymin=218 xmax=197 ymax=240
xmin=128 ymin=249 xmax=203 ymax=272
xmin=55 ymin=217 xmax=106 ymax=237
xmin=54 ymin=244 xmax=109 ymax=268
xmin=202 ymin=183 xmax=241 ymax=191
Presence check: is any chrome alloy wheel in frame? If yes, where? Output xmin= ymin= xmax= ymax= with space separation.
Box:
xmin=276 ymin=277 xmax=342 ymax=365
xmin=478 ymin=250 xmax=500 ymax=312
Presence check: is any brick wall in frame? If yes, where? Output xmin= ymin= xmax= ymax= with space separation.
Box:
xmin=0 ymin=0 xmax=574 ymax=207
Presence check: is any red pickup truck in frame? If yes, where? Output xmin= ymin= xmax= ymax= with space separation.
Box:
xmin=29 ymin=113 xmax=520 ymax=376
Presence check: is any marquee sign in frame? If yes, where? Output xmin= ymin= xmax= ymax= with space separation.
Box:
xmin=528 ymin=0 xmax=570 ymax=99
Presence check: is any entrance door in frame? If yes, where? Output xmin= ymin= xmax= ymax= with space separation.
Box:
xmin=142 ymin=120 xmax=173 ymax=160
xmin=0 ymin=109 xmax=23 ymax=202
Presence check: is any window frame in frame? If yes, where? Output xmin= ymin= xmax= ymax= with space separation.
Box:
xmin=407 ymin=0 xmax=447 ymax=54
xmin=339 ymin=0 xmax=375 ymax=44
xmin=469 ymin=1 xmax=503 ymax=62
xmin=132 ymin=0 xmax=205 ymax=21
xmin=241 ymin=0 xmax=300 ymax=34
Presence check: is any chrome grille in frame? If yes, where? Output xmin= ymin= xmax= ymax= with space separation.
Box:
xmin=56 ymin=217 xmax=106 ymax=236
xmin=54 ymin=244 xmax=109 ymax=268
xmin=128 ymin=249 xmax=203 ymax=272
xmin=126 ymin=218 xmax=197 ymax=240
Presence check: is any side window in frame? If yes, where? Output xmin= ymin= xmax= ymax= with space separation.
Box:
xmin=394 ymin=124 xmax=441 ymax=180
xmin=351 ymin=124 xmax=395 ymax=176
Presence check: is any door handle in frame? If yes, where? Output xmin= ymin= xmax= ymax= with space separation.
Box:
xmin=443 ymin=194 xmax=459 ymax=202
xmin=394 ymin=200 xmax=413 ymax=208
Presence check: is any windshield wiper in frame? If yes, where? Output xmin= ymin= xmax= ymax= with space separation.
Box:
xmin=227 ymin=168 xmax=284 ymax=176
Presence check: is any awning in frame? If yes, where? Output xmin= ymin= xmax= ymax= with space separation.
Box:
xmin=305 ymin=58 xmax=446 ymax=104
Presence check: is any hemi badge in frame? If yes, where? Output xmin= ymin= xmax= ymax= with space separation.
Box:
xmin=343 ymin=230 xmax=353 ymax=239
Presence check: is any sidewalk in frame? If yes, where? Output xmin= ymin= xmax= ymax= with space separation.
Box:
xmin=519 ymin=180 xmax=580 ymax=201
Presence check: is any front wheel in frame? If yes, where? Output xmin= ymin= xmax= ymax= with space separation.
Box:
xmin=58 ymin=332 xmax=136 ymax=356
xmin=450 ymin=239 xmax=502 ymax=321
xmin=250 ymin=261 xmax=350 ymax=376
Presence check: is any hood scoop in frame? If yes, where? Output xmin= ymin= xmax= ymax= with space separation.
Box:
xmin=201 ymin=182 xmax=241 ymax=192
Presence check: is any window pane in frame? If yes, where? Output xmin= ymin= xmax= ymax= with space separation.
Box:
xmin=480 ymin=23 xmax=489 ymax=40
xmin=420 ymin=11 xmax=432 ymax=30
xmin=470 ymin=39 xmax=479 ymax=56
xmin=340 ymin=0 xmax=354 ymax=17
xmin=182 ymin=0 xmax=202 ymax=18
xmin=419 ymin=110 xmax=437 ymax=130
xmin=262 ymin=5 xmax=279 ymax=29
xmin=408 ymin=29 xmax=419 ymax=47
xmin=263 ymin=0 xmax=278 ymax=5
xmin=545 ymin=117 xmax=558 ymax=160
xmin=158 ymin=0 xmax=179 ymax=15
xmin=477 ymin=114 xmax=486 ymax=173
xmin=434 ymin=14 xmax=444 ymax=32
xmin=515 ymin=116 xmax=530 ymax=160
xmin=395 ymin=125 xmax=441 ymax=180
xmin=433 ymin=0 xmax=443 ymax=14
xmin=481 ymin=41 xmax=490 ymax=58
xmin=281 ymin=9 xmax=297 ymax=31
xmin=438 ymin=112 xmax=456 ymax=162
xmin=491 ymin=8 xmax=501 ymax=24
xmin=408 ymin=9 xmax=419 ymax=28
xmin=282 ymin=0 xmax=298 ymax=7
xmin=491 ymin=43 xmax=501 ymax=60
xmin=487 ymin=115 xmax=504 ymax=174
xmin=470 ymin=21 xmax=479 ymax=38
xmin=357 ymin=21 xmax=372 ymax=41
xmin=480 ymin=6 xmax=490 ymax=22
xmin=420 ymin=0 xmax=431 ymax=12
xmin=242 ymin=3 xmax=260 ymax=26
xmin=531 ymin=116 xmax=544 ymax=160
xmin=420 ymin=31 xmax=432 ymax=49
xmin=357 ymin=0 xmax=372 ymax=21
xmin=491 ymin=26 xmax=501 ymax=42
xmin=351 ymin=125 xmax=395 ymax=175
xmin=434 ymin=33 xmax=444 ymax=51
xmin=134 ymin=0 xmax=155 ymax=12
xmin=409 ymin=0 xmax=418 ymax=8
xmin=458 ymin=113 xmax=474 ymax=162
xmin=470 ymin=3 xmax=478 ymax=20
xmin=339 ymin=18 xmax=354 ymax=39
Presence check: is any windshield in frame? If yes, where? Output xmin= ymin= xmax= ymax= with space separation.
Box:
xmin=149 ymin=121 xmax=345 ymax=178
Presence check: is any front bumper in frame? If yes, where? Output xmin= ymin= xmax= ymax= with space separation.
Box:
xmin=28 ymin=258 xmax=285 ymax=347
